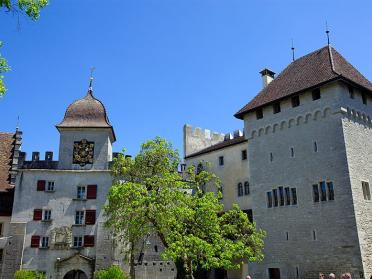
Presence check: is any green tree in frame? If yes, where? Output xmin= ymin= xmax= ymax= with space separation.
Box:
xmin=94 ymin=265 xmax=129 ymax=279
xmin=105 ymin=137 xmax=265 ymax=279
xmin=14 ymin=270 xmax=45 ymax=279
xmin=1 ymin=0 xmax=48 ymax=96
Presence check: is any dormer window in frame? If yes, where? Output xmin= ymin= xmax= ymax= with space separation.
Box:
xmin=256 ymin=108 xmax=263 ymax=120
xmin=312 ymin=89 xmax=321 ymax=100
xmin=273 ymin=103 xmax=281 ymax=114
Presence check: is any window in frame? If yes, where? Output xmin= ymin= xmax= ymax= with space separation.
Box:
xmin=256 ymin=108 xmax=263 ymax=119
xmin=312 ymin=89 xmax=321 ymax=100
xmin=244 ymin=181 xmax=250 ymax=195
xmin=241 ymin=150 xmax=247 ymax=160
xmin=75 ymin=211 xmax=84 ymax=225
xmin=154 ymin=245 xmax=158 ymax=252
xmin=46 ymin=181 xmax=55 ymax=191
xmin=218 ymin=156 xmax=224 ymax=166
xmin=320 ymin=181 xmax=327 ymax=201
xmin=279 ymin=186 xmax=284 ymax=206
xmin=0 ymin=249 xmax=3 ymax=263
xmin=237 ymin=183 xmax=243 ymax=197
xmin=290 ymin=147 xmax=294 ymax=158
xmin=327 ymin=182 xmax=335 ymax=201
xmin=312 ymin=230 xmax=317 ymax=241
xmin=0 ymin=223 xmax=3 ymax=237
xmin=73 ymin=236 xmax=83 ymax=248
xmin=286 ymin=232 xmax=289 ymax=241
xmin=87 ymin=185 xmax=97 ymax=199
xmin=362 ymin=92 xmax=367 ymax=105
xmin=84 ymin=235 xmax=95 ymax=247
xmin=348 ymin=86 xmax=354 ymax=99
xmin=41 ymin=237 xmax=49 ymax=248
xmin=314 ymin=141 xmax=318 ymax=153
xmin=270 ymin=152 xmax=273 ymax=162
xmin=291 ymin=95 xmax=300 ymax=107
xmin=273 ymin=189 xmax=278 ymax=207
xmin=43 ymin=210 xmax=51 ymax=221
xmin=267 ymin=192 xmax=273 ymax=208
xmin=77 ymin=186 xmax=86 ymax=199
xmin=85 ymin=210 xmax=96 ymax=225
xmin=243 ymin=209 xmax=253 ymax=223
xmin=273 ymin=102 xmax=281 ymax=114
xmin=33 ymin=209 xmax=42 ymax=221
xmin=313 ymin=184 xmax=320 ymax=202
xmin=31 ymin=235 xmax=40 ymax=248
xmin=362 ymin=181 xmax=371 ymax=200
xmin=285 ymin=187 xmax=291 ymax=205
xmin=291 ymin=188 xmax=297 ymax=205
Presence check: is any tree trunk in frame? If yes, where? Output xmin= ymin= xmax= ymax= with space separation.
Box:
xmin=184 ymin=259 xmax=194 ymax=279
xmin=129 ymin=244 xmax=136 ymax=279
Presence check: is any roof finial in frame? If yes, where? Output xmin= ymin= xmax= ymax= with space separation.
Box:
xmin=16 ymin=115 xmax=20 ymax=130
xmin=291 ymin=39 xmax=295 ymax=62
xmin=326 ymin=21 xmax=330 ymax=45
xmin=89 ymin=67 xmax=95 ymax=91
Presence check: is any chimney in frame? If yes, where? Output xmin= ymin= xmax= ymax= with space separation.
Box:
xmin=260 ymin=68 xmax=275 ymax=88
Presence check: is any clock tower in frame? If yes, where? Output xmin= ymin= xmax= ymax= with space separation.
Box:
xmin=56 ymin=88 xmax=115 ymax=170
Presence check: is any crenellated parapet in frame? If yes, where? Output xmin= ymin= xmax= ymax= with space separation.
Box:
xmin=20 ymin=151 xmax=59 ymax=169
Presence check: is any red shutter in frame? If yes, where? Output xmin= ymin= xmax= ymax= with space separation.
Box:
xmin=84 ymin=235 xmax=95 ymax=247
xmin=85 ymin=210 xmax=96 ymax=225
xmin=87 ymin=185 xmax=97 ymax=199
xmin=37 ymin=180 xmax=46 ymax=191
xmin=31 ymin=235 xmax=40 ymax=248
xmin=33 ymin=209 xmax=42 ymax=221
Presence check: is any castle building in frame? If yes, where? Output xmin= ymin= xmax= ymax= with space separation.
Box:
xmin=184 ymin=45 xmax=372 ymax=279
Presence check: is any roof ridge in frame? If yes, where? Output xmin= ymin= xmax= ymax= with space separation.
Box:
xmin=328 ymin=45 xmax=339 ymax=75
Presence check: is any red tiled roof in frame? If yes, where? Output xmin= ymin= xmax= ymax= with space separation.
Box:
xmin=235 ymin=46 xmax=372 ymax=119
xmin=185 ymin=136 xmax=247 ymax=159
xmin=0 ymin=132 xmax=15 ymax=192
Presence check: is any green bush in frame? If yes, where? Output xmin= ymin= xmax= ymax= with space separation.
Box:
xmin=94 ymin=265 xmax=129 ymax=279
xmin=14 ymin=270 xmax=45 ymax=279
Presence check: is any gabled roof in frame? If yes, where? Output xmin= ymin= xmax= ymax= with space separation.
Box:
xmin=235 ymin=46 xmax=372 ymax=119
xmin=185 ymin=135 xmax=247 ymax=159
xmin=0 ymin=133 xmax=15 ymax=192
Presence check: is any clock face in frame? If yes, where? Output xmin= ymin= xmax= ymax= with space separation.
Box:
xmin=73 ymin=139 xmax=94 ymax=166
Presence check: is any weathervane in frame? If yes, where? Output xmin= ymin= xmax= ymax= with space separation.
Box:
xmin=291 ymin=39 xmax=295 ymax=62
xmin=89 ymin=67 xmax=95 ymax=89
xmin=326 ymin=21 xmax=330 ymax=45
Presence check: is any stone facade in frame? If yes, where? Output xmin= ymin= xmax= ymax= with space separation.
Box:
xmin=184 ymin=48 xmax=372 ymax=279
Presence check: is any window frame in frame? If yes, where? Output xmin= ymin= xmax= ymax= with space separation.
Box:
xmin=77 ymin=186 xmax=86 ymax=200
xmin=256 ymin=108 xmax=263 ymax=120
xmin=348 ymin=86 xmax=354 ymax=99
xmin=46 ymin=181 xmax=55 ymax=192
xmin=73 ymin=236 xmax=83 ymax=248
xmin=244 ymin=181 xmax=250 ymax=195
xmin=237 ymin=183 xmax=243 ymax=197
xmin=41 ymin=236 xmax=49 ymax=248
xmin=291 ymin=188 xmax=297 ymax=205
xmin=273 ymin=102 xmax=281 ymax=114
xmin=43 ymin=210 xmax=52 ymax=221
xmin=75 ymin=211 xmax=85 ymax=225
xmin=291 ymin=95 xmax=300 ymax=107
xmin=313 ymin=184 xmax=320 ymax=202
xmin=218 ymin=156 xmax=224 ymax=166
xmin=267 ymin=192 xmax=273 ymax=208
xmin=362 ymin=92 xmax=367 ymax=105
xmin=273 ymin=189 xmax=279 ymax=207
xmin=312 ymin=89 xmax=321 ymax=100
xmin=241 ymin=150 xmax=247 ymax=161
xmin=327 ymin=182 xmax=335 ymax=201
xmin=320 ymin=181 xmax=327 ymax=201
xmin=279 ymin=186 xmax=285 ymax=206
xmin=285 ymin=187 xmax=291 ymax=205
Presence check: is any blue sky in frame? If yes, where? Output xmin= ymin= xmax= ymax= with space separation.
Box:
xmin=1 ymin=0 xmax=371 ymax=158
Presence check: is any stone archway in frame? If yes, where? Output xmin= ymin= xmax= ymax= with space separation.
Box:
xmin=63 ymin=270 xmax=88 ymax=279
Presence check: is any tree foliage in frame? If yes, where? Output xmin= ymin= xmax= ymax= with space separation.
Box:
xmin=1 ymin=0 xmax=48 ymax=96
xmin=105 ymin=137 xmax=265 ymax=279
xmin=14 ymin=270 xmax=45 ymax=279
xmin=94 ymin=265 xmax=129 ymax=279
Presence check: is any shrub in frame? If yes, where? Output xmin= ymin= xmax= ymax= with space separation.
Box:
xmin=94 ymin=265 xmax=128 ymax=279
xmin=14 ymin=270 xmax=45 ymax=279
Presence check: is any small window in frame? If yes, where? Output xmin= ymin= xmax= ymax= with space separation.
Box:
xmin=41 ymin=237 xmax=49 ymax=248
xmin=314 ymin=141 xmax=318 ymax=153
xmin=270 ymin=152 xmax=273 ymax=162
xmin=241 ymin=150 xmax=247 ymax=160
xmin=348 ymin=86 xmax=354 ymax=99
xmin=273 ymin=102 xmax=281 ymax=114
xmin=273 ymin=189 xmax=278 ymax=207
xmin=286 ymin=231 xmax=289 ymax=241
xmin=77 ymin=186 xmax=86 ymax=199
xmin=290 ymin=147 xmax=294 ymax=158
xmin=362 ymin=181 xmax=371 ymax=200
xmin=73 ymin=236 xmax=83 ymax=248
xmin=47 ymin=181 xmax=55 ymax=192
xmin=237 ymin=183 xmax=243 ymax=197
xmin=256 ymin=108 xmax=263 ymax=120
xmin=244 ymin=181 xmax=250 ymax=195
xmin=320 ymin=181 xmax=327 ymax=201
xmin=43 ymin=210 xmax=51 ymax=221
xmin=267 ymin=192 xmax=273 ymax=208
xmin=291 ymin=95 xmax=300 ymax=107
xmin=362 ymin=92 xmax=367 ymax=105
xmin=75 ymin=211 xmax=84 ymax=225
xmin=0 ymin=248 xmax=3 ymax=262
xmin=312 ymin=89 xmax=321 ymax=100
xmin=279 ymin=186 xmax=284 ymax=206
xmin=154 ymin=245 xmax=158 ymax=252
xmin=291 ymin=188 xmax=297 ymax=205
xmin=313 ymin=184 xmax=320 ymax=202
xmin=218 ymin=156 xmax=224 ymax=166
xmin=327 ymin=182 xmax=335 ymax=201
xmin=312 ymin=230 xmax=317 ymax=241
xmin=285 ymin=187 xmax=291 ymax=205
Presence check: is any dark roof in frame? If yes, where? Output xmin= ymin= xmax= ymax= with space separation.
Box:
xmin=57 ymin=89 xmax=116 ymax=141
xmin=185 ymin=136 xmax=247 ymax=159
xmin=0 ymin=132 xmax=15 ymax=192
xmin=235 ymin=46 xmax=372 ymax=119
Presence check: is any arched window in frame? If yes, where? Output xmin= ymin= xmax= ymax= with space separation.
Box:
xmin=244 ymin=181 xmax=250 ymax=195
xmin=237 ymin=183 xmax=243 ymax=197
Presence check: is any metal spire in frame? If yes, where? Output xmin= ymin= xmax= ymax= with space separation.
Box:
xmin=89 ymin=67 xmax=95 ymax=90
xmin=291 ymin=39 xmax=295 ymax=62
xmin=326 ymin=21 xmax=330 ymax=45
